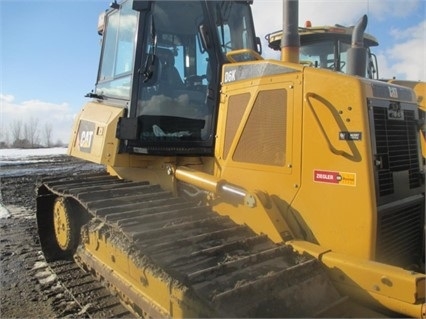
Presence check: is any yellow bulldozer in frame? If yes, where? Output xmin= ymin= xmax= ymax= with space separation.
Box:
xmin=267 ymin=16 xmax=426 ymax=159
xmin=36 ymin=0 xmax=425 ymax=317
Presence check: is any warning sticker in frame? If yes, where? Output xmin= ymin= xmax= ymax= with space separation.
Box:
xmin=314 ymin=170 xmax=356 ymax=186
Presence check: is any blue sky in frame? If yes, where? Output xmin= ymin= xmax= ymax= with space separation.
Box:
xmin=1 ymin=0 xmax=425 ymax=145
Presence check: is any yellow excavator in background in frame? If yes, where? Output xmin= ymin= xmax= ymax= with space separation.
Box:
xmin=267 ymin=17 xmax=426 ymax=159
xmin=36 ymin=0 xmax=425 ymax=317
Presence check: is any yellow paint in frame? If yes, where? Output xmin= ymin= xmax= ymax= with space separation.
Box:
xmin=68 ymin=102 xmax=129 ymax=166
xmin=291 ymin=240 xmax=425 ymax=318
xmin=215 ymin=64 xmax=377 ymax=259
xmin=212 ymin=61 xmax=424 ymax=317
xmin=53 ymin=198 xmax=71 ymax=250
xmin=66 ymin=59 xmax=424 ymax=318
xmin=80 ymin=227 xmax=216 ymax=318
xmin=281 ymin=47 xmax=300 ymax=64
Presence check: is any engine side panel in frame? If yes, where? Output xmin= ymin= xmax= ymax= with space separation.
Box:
xmin=68 ymin=102 xmax=129 ymax=166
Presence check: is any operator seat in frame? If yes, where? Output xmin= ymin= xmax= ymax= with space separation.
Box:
xmin=157 ymin=48 xmax=185 ymax=94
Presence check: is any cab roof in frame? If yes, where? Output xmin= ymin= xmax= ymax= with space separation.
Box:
xmin=266 ymin=25 xmax=379 ymax=51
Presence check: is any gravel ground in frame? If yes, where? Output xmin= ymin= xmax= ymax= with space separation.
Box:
xmin=0 ymin=154 xmax=104 ymax=318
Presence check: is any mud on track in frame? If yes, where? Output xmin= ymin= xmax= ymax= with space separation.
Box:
xmin=0 ymin=153 xmax=129 ymax=318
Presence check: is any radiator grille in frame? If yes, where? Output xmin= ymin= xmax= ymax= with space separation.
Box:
xmin=372 ymin=106 xmax=421 ymax=197
xmin=233 ymin=89 xmax=287 ymax=166
xmin=376 ymin=199 xmax=424 ymax=266
xmin=371 ymin=99 xmax=424 ymax=267
xmin=224 ymin=93 xmax=250 ymax=159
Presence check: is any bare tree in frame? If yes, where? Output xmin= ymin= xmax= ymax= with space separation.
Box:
xmin=24 ymin=117 xmax=40 ymax=148
xmin=54 ymin=139 xmax=64 ymax=147
xmin=10 ymin=120 xmax=23 ymax=144
xmin=0 ymin=129 xmax=10 ymax=148
xmin=43 ymin=122 xmax=53 ymax=147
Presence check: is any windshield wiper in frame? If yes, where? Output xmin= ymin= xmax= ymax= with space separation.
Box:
xmin=142 ymin=14 xmax=158 ymax=82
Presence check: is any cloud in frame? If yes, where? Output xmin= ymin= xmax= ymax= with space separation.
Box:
xmin=252 ymin=1 xmax=425 ymax=81
xmin=253 ymin=0 xmax=373 ymax=58
xmin=368 ymin=0 xmax=421 ymax=20
xmin=0 ymin=94 xmax=75 ymax=145
xmin=0 ymin=94 xmax=15 ymax=103
xmin=253 ymin=0 xmax=422 ymax=30
xmin=377 ymin=20 xmax=426 ymax=81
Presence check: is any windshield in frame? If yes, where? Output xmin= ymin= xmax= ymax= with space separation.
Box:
xmin=213 ymin=2 xmax=257 ymax=56
xmin=96 ymin=0 xmax=138 ymax=99
xmin=133 ymin=1 xmax=256 ymax=150
xmin=136 ymin=1 xmax=214 ymax=146
xmin=300 ymin=39 xmax=375 ymax=78
xmin=91 ymin=0 xmax=259 ymax=154
xmin=300 ymin=40 xmax=350 ymax=72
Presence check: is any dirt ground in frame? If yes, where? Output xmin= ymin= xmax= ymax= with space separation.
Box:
xmin=0 ymin=154 xmax=103 ymax=318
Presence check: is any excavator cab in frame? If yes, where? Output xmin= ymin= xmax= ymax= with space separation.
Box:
xmin=94 ymin=0 xmax=259 ymax=155
xmin=266 ymin=23 xmax=379 ymax=78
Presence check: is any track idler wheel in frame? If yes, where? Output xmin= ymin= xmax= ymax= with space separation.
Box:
xmin=37 ymin=194 xmax=86 ymax=261
xmin=53 ymin=197 xmax=79 ymax=253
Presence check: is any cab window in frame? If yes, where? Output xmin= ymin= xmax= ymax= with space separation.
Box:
xmin=300 ymin=40 xmax=350 ymax=73
xmin=136 ymin=1 xmax=213 ymax=143
xmin=96 ymin=0 xmax=138 ymax=99
xmin=213 ymin=2 xmax=257 ymax=55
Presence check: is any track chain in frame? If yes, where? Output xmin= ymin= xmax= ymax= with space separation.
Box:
xmin=37 ymin=172 xmax=343 ymax=317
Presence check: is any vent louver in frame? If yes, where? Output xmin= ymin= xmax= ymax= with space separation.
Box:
xmin=372 ymin=106 xmax=421 ymax=197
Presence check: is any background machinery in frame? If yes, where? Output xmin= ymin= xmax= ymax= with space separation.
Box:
xmin=36 ymin=0 xmax=425 ymax=317
xmin=267 ymin=17 xmax=380 ymax=79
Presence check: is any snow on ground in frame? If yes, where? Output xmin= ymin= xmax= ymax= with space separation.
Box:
xmin=0 ymin=147 xmax=104 ymax=178
xmin=0 ymin=148 xmax=69 ymax=219
xmin=0 ymin=204 xmax=34 ymax=220
xmin=0 ymin=147 xmax=67 ymax=160
xmin=0 ymin=203 xmax=11 ymax=219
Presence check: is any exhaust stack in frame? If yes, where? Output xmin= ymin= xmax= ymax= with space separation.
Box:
xmin=347 ymin=14 xmax=368 ymax=77
xmin=281 ymin=0 xmax=300 ymax=63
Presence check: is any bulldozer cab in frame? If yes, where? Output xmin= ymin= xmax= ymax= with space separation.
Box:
xmin=94 ymin=0 xmax=259 ymax=155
